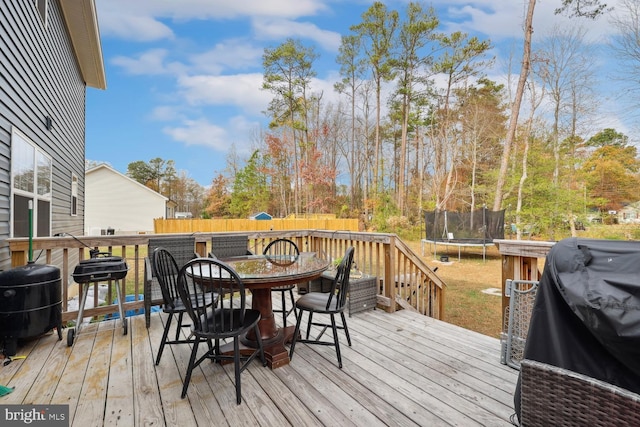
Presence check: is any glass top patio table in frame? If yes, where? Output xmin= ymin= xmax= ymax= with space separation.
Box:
xmin=193 ymin=252 xmax=329 ymax=368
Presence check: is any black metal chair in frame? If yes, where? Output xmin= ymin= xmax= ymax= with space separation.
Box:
xmin=263 ymin=238 xmax=300 ymax=328
xmin=289 ymin=247 xmax=354 ymax=368
xmin=151 ymin=247 xmax=217 ymax=365
xmin=177 ymin=257 xmax=266 ymax=404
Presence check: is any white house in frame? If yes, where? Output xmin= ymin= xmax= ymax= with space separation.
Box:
xmin=619 ymin=202 xmax=640 ymax=224
xmin=85 ymin=164 xmax=168 ymax=234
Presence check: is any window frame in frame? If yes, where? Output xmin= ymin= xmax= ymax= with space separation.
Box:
xmin=35 ymin=0 xmax=48 ymax=27
xmin=10 ymin=129 xmax=53 ymax=238
xmin=71 ymin=172 xmax=78 ymax=216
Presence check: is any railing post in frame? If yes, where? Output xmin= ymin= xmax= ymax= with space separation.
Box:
xmin=494 ymin=239 xmax=555 ymax=337
xmin=195 ymin=241 xmax=207 ymax=258
xmin=384 ymin=236 xmax=396 ymax=313
xmin=11 ymin=250 xmax=27 ymax=268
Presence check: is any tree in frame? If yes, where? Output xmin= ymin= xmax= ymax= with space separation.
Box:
xmin=85 ymin=159 xmax=110 ymax=170
xmin=351 ymin=1 xmax=399 ymax=198
xmin=390 ymin=2 xmax=439 ymax=214
xmin=493 ymin=0 xmax=536 ymax=212
xmin=534 ymin=25 xmax=594 ymax=186
xmin=204 ymin=174 xmax=231 ymax=218
xmin=263 ymin=132 xmax=294 ymax=217
xmin=555 ymin=0 xmax=611 ymax=18
xmin=335 ymin=34 xmax=366 ymax=210
xmin=166 ymin=171 xmax=203 ymax=217
xmin=127 ymin=158 xmax=204 ymax=216
xmin=532 ymin=24 xmax=598 ymax=237
xmin=610 ymin=0 xmax=640 ymax=115
xmin=127 ymin=161 xmax=155 ymax=188
xmin=492 ymin=0 xmax=609 ymax=212
xmin=229 ymin=150 xmax=269 ymax=218
xmin=581 ymin=143 xmax=640 ymax=211
xmin=581 ymin=128 xmax=638 ymax=211
xmin=456 ymin=78 xmax=507 ymax=213
xmin=262 ymin=38 xmax=318 ymax=215
xmin=127 ymin=158 xmax=176 ymax=194
xmin=431 ymin=31 xmax=492 ymax=210
xmin=586 ymin=128 xmax=629 ymax=147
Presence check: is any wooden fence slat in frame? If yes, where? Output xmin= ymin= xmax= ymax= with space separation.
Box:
xmin=154 ymin=218 xmax=359 ymax=234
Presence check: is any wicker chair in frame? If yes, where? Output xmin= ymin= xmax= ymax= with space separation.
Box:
xmin=519 ymin=359 xmax=640 ymax=427
xmin=209 ymin=234 xmax=252 ymax=258
xmin=144 ymin=236 xmax=197 ymax=328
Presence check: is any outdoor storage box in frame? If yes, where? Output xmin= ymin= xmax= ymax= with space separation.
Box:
xmin=306 ymin=272 xmax=377 ymax=316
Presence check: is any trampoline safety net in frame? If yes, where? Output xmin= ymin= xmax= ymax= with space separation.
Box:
xmin=424 ymin=209 xmax=505 ymax=243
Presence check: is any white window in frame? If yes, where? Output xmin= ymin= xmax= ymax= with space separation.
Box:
xmin=71 ymin=173 xmax=78 ymax=216
xmin=35 ymin=0 xmax=48 ymax=26
xmin=11 ymin=130 xmax=52 ymax=238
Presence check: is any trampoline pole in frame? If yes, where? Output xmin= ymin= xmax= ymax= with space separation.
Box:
xmin=444 ymin=211 xmax=448 ymax=240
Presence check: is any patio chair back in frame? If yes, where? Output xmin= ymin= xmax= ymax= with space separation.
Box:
xmin=210 ymin=234 xmax=252 ymax=258
xmin=144 ymin=236 xmax=197 ymax=327
xmin=263 ymin=238 xmax=299 ymax=264
xmin=326 ymin=246 xmax=354 ymax=311
xmin=151 ymin=247 xmax=216 ymax=365
xmin=519 ymin=359 xmax=640 ymax=426
xmin=263 ymin=238 xmax=300 ymax=327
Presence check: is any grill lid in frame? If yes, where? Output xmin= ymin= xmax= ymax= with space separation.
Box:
xmin=0 ymin=263 xmax=60 ymax=287
xmin=73 ymin=253 xmax=128 ymax=283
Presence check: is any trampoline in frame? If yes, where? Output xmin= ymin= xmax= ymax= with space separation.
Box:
xmin=421 ymin=209 xmax=505 ymax=261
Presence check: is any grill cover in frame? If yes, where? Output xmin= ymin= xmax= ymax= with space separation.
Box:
xmin=514 ymin=237 xmax=640 ymax=418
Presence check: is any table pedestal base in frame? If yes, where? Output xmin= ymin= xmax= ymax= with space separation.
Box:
xmin=218 ymin=325 xmax=297 ymax=369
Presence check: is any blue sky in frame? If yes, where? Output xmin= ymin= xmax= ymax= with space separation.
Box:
xmin=86 ymin=0 xmax=627 ymax=186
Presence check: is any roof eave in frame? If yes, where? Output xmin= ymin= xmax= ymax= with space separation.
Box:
xmin=59 ymin=0 xmax=106 ymax=89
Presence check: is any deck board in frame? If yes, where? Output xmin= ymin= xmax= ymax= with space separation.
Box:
xmin=0 ymin=295 xmax=519 ymax=427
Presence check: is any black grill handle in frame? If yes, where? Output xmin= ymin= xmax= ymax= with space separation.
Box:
xmin=89 ymin=274 xmax=113 ymax=281
xmin=91 ymin=251 xmax=113 ymax=259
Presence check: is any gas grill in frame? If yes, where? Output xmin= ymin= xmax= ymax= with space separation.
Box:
xmin=68 ymin=252 xmax=129 ymax=346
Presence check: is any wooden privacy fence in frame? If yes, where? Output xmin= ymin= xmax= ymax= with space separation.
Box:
xmin=154 ymin=218 xmax=360 ymax=233
xmin=7 ymin=230 xmax=445 ymax=324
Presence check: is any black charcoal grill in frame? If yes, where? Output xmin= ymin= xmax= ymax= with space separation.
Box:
xmin=68 ymin=252 xmax=129 ymax=346
xmin=0 ymin=263 xmax=63 ymax=356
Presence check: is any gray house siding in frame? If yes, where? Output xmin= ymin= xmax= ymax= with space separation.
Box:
xmin=1 ymin=1 xmax=87 ymax=271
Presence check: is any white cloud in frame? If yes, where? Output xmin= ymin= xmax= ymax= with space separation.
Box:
xmin=436 ymin=0 xmax=622 ymax=43
xmin=97 ymin=0 xmax=329 ymax=42
xmin=149 ymin=105 xmax=186 ymax=122
xmin=111 ymin=49 xmax=186 ymax=75
xmin=162 ymin=115 xmax=261 ymax=157
xmin=177 ymin=73 xmax=271 ymax=116
xmin=163 ymin=119 xmax=229 ymax=150
xmin=252 ymin=18 xmax=342 ymax=51
xmin=189 ymin=40 xmax=264 ymax=74
xmin=98 ymin=12 xmax=174 ymax=42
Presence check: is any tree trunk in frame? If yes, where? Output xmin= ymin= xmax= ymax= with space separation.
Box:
xmin=493 ymin=0 xmax=536 ymax=212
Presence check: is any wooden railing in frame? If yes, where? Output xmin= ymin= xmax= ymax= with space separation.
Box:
xmin=8 ymin=230 xmax=445 ymax=324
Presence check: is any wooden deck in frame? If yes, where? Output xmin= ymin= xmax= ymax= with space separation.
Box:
xmin=0 ymin=297 xmax=519 ymax=426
